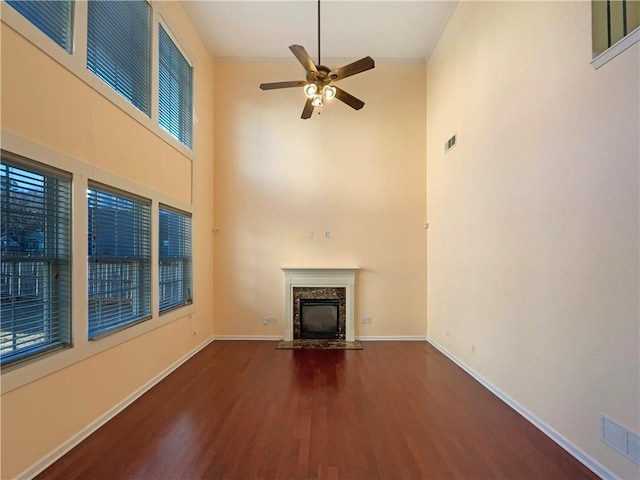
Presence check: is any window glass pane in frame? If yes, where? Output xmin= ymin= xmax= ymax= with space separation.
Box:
xmin=159 ymin=25 xmax=193 ymax=148
xmin=1 ymin=153 xmax=72 ymax=367
xmin=6 ymin=0 xmax=74 ymax=53
xmin=88 ymin=184 xmax=151 ymax=338
xmin=87 ymin=0 xmax=151 ymax=115
xmin=159 ymin=206 xmax=192 ymax=312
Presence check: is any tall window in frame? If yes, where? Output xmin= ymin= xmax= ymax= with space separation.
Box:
xmin=87 ymin=0 xmax=151 ymax=115
xmin=1 ymin=152 xmax=72 ymax=367
xmin=6 ymin=0 xmax=74 ymax=53
xmin=87 ymin=184 xmax=151 ymax=339
xmin=159 ymin=206 xmax=192 ymax=313
xmin=159 ymin=25 xmax=193 ymax=148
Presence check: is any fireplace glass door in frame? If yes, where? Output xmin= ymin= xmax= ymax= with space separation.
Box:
xmin=300 ymin=299 xmax=339 ymax=339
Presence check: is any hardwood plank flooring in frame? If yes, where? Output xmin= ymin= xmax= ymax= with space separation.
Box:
xmin=36 ymin=341 xmax=599 ymax=479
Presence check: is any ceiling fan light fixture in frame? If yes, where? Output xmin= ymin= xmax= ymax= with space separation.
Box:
xmin=322 ymin=85 xmax=336 ymax=100
xmin=303 ymin=83 xmax=317 ymax=98
xmin=311 ymin=93 xmax=323 ymax=107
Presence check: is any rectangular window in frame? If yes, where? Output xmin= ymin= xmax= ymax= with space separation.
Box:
xmin=159 ymin=206 xmax=192 ymax=313
xmin=87 ymin=0 xmax=151 ymax=115
xmin=6 ymin=0 xmax=74 ymax=53
xmin=87 ymin=184 xmax=151 ymax=339
xmin=158 ymin=24 xmax=193 ymax=148
xmin=1 ymin=151 xmax=72 ymax=368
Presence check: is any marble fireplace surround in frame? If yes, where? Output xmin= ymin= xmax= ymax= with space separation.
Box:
xmin=282 ymin=268 xmax=358 ymax=342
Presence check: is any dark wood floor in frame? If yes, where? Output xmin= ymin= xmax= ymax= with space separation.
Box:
xmin=37 ymin=341 xmax=599 ymax=480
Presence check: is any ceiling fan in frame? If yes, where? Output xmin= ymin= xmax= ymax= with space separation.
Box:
xmin=259 ymin=0 xmax=375 ymax=119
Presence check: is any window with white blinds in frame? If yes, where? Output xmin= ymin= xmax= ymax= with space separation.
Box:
xmin=87 ymin=0 xmax=151 ymax=115
xmin=1 ymin=152 xmax=72 ymax=368
xmin=158 ymin=25 xmax=193 ymax=148
xmin=6 ymin=0 xmax=74 ymax=53
xmin=159 ymin=206 xmax=192 ymax=313
xmin=87 ymin=184 xmax=151 ymax=339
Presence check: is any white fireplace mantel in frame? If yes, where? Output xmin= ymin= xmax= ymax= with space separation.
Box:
xmin=282 ymin=268 xmax=358 ymax=342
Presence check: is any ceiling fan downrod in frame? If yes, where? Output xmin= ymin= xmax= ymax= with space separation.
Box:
xmin=317 ymin=0 xmax=321 ymax=66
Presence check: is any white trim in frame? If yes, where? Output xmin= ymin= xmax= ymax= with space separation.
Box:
xmin=358 ymin=336 xmax=427 ymax=341
xmin=15 ymin=336 xmax=214 ymax=480
xmin=426 ymin=337 xmax=617 ymax=480
xmin=592 ymin=26 xmax=640 ymax=69
xmin=213 ymin=335 xmax=282 ymax=341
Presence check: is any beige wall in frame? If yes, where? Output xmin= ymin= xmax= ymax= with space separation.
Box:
xmin=426 ymin=2 xmax=639 ymax=478
xmin=213 ymin=61 xmax=427 ymax=338
xmin=0 ymin=2 xmax=215 ymax=478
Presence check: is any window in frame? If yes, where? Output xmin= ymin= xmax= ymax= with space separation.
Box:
xmin=159 ymin=206 xmax=192 ymax=313
xmin=159 ymin=25 xmax=193 ymax=148
xmin=87 ymin=184 xmax=151 ymax=338
xmin=592 ymin=0 xmax=640 ymax=67
xmin=5 ymin=0 xmax=74 ymax=53
xmin=87 ymin=0 xmax=151 ymax=115
xmin=1 ymin=152 xmax=72 ymax=368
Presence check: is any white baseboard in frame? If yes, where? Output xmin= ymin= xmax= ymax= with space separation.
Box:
xmin=213 ymin=335 xmax=282 ymax=341
xmin=357 ymin=336 xmax=427 ymax=341
xmin=17 ymin=336 xmax=215 ymax=480
xmin=426 ymin=337 xmax=616 ymax=480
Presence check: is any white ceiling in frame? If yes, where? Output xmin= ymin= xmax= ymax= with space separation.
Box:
xmin=182 ymin=1 xmax=458 ymax=63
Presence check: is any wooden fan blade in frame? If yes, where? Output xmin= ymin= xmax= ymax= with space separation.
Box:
xmin=260 ymin=80 xmax=306 ymax=90
xmin=328 ymin=56 xmax=375 ymax=81
xmin=289 ymin=45 xmax=318 ymax=74
xmin=334 ymin=87 xmax=365 ymax=110
xmin=301 ymin=98 xmax=314 ymax=119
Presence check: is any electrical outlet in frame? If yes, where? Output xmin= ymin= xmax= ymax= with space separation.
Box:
xmin=263 ymin=317 xmax=277 ymax=325
xmin=361 ymin=317 xmax=372 ymax=324
xmin=262 ymin=318 xmax=268 ymax=325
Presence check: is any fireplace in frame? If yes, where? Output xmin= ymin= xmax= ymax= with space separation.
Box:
xmin=282 ymin=268 xmax=358 ymax=342
xmin=300 ymin=299 xmax=340 ymax=339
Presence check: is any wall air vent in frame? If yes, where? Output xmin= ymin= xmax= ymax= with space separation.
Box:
xmin=600 ymin=416 xmax=640 ymax=465
xmin=444 ymin=133 xmax=457 ymax=153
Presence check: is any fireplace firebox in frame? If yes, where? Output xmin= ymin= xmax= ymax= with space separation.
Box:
xmin=300 ymin=299 xmax=340 ymax=339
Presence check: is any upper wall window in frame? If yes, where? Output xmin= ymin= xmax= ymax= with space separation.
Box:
xmin=592 ymin=0 xmax=640 ymax=67
xmin=87 ymin=0 xmax=151 ymax=115
xmin=0 ymin=152 xmax=72 ymax=368
xmin=6 ymin=0 xmax=74 ymax=53
xmin=87 ymin=183 xmax=151 ymax=339
xmin=158 ymin=25 xmax=193 ymax=148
